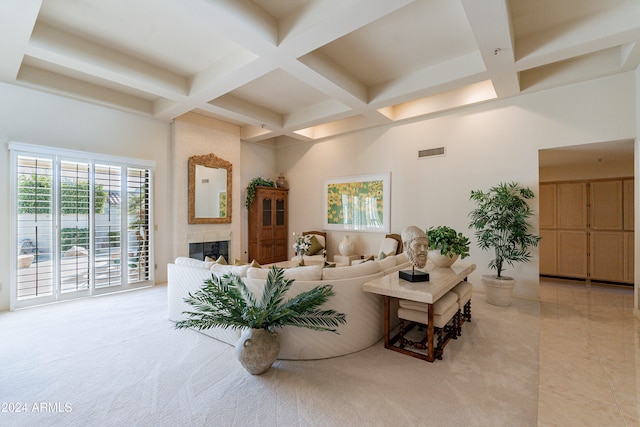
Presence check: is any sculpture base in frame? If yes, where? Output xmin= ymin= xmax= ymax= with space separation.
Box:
xmin=399 ymin=270 xmax=430 ymax=282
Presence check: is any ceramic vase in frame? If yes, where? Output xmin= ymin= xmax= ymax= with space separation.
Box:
xmin=276 ymin=173 xmax=289 ymax=189
xmin=427 ymin=250 xmax=458 ymax=268
xmin=339 ymin=235 xmax=355 ymax=256
xmin=235 ymin=328 xmax=280 ymax=375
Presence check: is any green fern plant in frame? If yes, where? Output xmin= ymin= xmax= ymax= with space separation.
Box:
xmin=426 ymin=225 xmax=470 ymax=259
xmin=245 ymin=177 xmax=275 ymax=209
xmin=469 ymin=182 xmax=541 ymax=278
xmin=175 ymin=266 xmax=347 ymax=333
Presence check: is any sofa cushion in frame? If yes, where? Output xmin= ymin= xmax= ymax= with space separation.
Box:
xmin=321 ymin=260 xmax=381 ymax=280
xmin=306 ymin=235 xmax=324 ymax=256
xmin=247 ymin=265 xmax=323 ymax=281
xmin=174 ymin=256 xmax=213 ymax=269
xmin=379 ymin=237 xmax=398 ymax=256
xmin=210 ymin=263 xmax=250 ymax=277
xmin=216 ymin=255 xmax=228 ymax=265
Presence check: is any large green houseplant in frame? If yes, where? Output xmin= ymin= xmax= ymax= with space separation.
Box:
xmin=426 ymin=225 xmax=470 ymax=267
xmin=468 ymin=182 xmax=541 ymax=306
xmin=176 ymin=267 xmax=346 ymax=374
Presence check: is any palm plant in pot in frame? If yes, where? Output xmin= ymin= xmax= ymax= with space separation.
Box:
xmin=468 ymin=182 xmax=541 ymax=306
xmin=175 ymin=266 xmax=346 ymax=375
xmin=425 ymin=225 xmax=470 ymax=268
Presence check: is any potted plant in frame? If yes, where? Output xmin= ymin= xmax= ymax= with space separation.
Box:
xmin=425 ymin=225 xmax=470 ymax=267
xmin=468 ymin=182 xmax=541 ymax=306
xmin=175 ymin=267 xmax=346 ymax=375
xmin=245 ymin=177 xmax=274 ymax=208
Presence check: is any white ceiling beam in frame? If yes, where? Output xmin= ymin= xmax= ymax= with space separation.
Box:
xmin=621 ymin=41 xmax=640 ymax=71
xmin=154 ymin=56 xmax=278 ymax=121
xmin=18 ymin=64 xmax=153 ymax=114
xmin=208 ymin=94 xmax=283 ymax=127
xmin=26 ymin=24 xmax=188 ymax=100
xmin=0 ymin=0 xmax=41 ymax=81
xmin=462 ymin=0 xmax=519 ymax=97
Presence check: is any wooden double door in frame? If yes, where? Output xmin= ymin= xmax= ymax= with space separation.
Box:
xmin=540 ymin=179 xmax=634 ymax=284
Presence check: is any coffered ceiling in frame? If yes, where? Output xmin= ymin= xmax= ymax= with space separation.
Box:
xmin=1 ymin=0 xmax=639 ymax=147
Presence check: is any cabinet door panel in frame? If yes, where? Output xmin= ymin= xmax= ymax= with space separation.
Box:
xmin=539 ymin=184 xmax=556 ymax=228
xmin=623 ymin=179 xmax=634 ymax=231
xmin=557 ymin=231 xmax=587 ymax=278
xmin=539 ymin=229 xmax=557 ymax=276
xmin=624 ymin=232 xmax=634 ymax=283
xmin=557 ymin=183 xmax=587 ymax=229
xmin=590 ymin=180 xmax=622 ymax=230
xmin=590 ymin=232 xmax=624 ymax=282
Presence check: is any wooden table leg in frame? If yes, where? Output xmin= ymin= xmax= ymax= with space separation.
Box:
xmin=427 ymin=302 xmax=435 ymax=362
xmin=383 ymin=295 xmax=390 ymax=347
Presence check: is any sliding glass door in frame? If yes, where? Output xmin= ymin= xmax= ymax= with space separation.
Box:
xmin=11 ymin=143 xmax=154 ymax=308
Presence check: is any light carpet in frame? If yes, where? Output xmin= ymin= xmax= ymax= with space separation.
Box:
xmin=0 ymin=284 xmax=539 ymax=426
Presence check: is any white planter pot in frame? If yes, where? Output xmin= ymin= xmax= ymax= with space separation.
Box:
xmin=481 ymin=275 xmax=516 ymax=306
xmin=235 ymin=328 xmax=280 ymax=375
xmin=427 ymin=250 xmax=458 ymax=268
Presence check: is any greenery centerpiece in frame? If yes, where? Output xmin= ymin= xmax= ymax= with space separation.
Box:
xmin=468 ymin=182 xmax=541 ymax=306
xmin=175 ymin=267 xmax=346 ymax=374
xmin=245 ymin=177 xmax=275 ymax=209
xmin=426 ymin=225 xmax=470 ymax=267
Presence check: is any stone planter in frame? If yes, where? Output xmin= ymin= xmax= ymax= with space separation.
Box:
xmin=235 ymin=328 xmax=280 ymax=375
xmin=481 ymin=275 xmax=516 ymax=306
xmin=427 ymin=250 xmax=458 ymax=268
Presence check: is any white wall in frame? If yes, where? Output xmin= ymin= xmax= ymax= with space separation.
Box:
xmin=277 ymin=72 xmax=637 ymax=300
xmin=0 ymin=83 xmax=172 ymax=311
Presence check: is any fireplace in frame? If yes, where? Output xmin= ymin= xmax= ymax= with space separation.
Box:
xmin=189 ymin=240 xmax=230 ymax=261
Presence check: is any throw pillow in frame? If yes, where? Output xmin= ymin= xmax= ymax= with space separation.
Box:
xmin=216 ymin=255 xmax=227 ymax=265
xmin=204 ymin=256 xmax=215 ymax=263
xmin=234 ymin=259 xmax=247 ymax=266
xmin=306 ymin=235 xmax=324 ymax=256
xmin=362 ymin=255 xmax=375 ymax=262
xmin=379 ymin=237 xmax=398 ymax=256
xmin=250 ymin=259 xmax=261 ymax=268
xmin=323 ymin=261 xmax=336 ymax=268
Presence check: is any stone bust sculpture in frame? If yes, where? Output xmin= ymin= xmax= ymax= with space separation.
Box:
xmin=402 ymin=226 xmax=429 ymax=269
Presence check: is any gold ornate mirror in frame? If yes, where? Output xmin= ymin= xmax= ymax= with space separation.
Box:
xmin=188 ymin=153 xmax=232 ymax=224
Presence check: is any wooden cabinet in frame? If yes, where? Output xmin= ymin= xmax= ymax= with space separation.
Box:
xmin=539 ymin=178 xmax=634 ymax=284
xmin=248 ymin=186 xmax=288 ymax=264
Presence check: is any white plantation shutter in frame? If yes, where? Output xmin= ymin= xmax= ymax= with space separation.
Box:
xmin=10 ymin=143 xmax=154 ymax=309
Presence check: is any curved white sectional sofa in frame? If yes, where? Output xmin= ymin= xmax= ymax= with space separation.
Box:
xmin=168 ymin=253 xmax=411 ymax=360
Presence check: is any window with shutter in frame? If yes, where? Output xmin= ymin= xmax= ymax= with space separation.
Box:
xmin=10 ymin=143 xmax=154 ymax=309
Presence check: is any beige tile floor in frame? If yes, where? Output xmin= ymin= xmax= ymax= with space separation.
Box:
xmin=538 ymin=277 xmax=640 ymax=426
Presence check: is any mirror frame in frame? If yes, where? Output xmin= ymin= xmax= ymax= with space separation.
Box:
xmin=188 ymin=153 xmax=232 ymax=224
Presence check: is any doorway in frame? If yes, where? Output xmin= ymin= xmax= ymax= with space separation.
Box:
xmin=538 ymin=139 xmax=635 ymax=286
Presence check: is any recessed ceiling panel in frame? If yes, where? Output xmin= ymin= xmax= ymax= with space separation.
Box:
xmin=228 ymin=69 xmax=330 ymax=115
xmin=38 ymin=0 xmax=242 ymax=76
xmin=315 ymin=0 xmax=477 ymax=86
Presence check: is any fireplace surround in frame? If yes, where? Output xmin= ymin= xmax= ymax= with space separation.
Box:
xmin=188 ymin=240 xmax=230 ymax=261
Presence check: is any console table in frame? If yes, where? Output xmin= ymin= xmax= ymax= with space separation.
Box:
xmin=362 ymin=263 xmax=476 ymax=362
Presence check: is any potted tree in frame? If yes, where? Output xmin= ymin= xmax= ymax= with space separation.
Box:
xmin=175 ymin=267 xmax=346 ymax=375
xmin=425 ymin=225 xmax=470 ymax=267
xmin=468 ymin=182 xmax=541 ymax=306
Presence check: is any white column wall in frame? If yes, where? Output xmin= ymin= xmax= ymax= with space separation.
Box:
xmin=277 ymin=72 xmax=637 ymax=300
xmin=171 ymin=113 xmax=242 ymax=262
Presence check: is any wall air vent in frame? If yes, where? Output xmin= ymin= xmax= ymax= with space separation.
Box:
xmin=418 ymin=146 xmax=446 ymax=159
